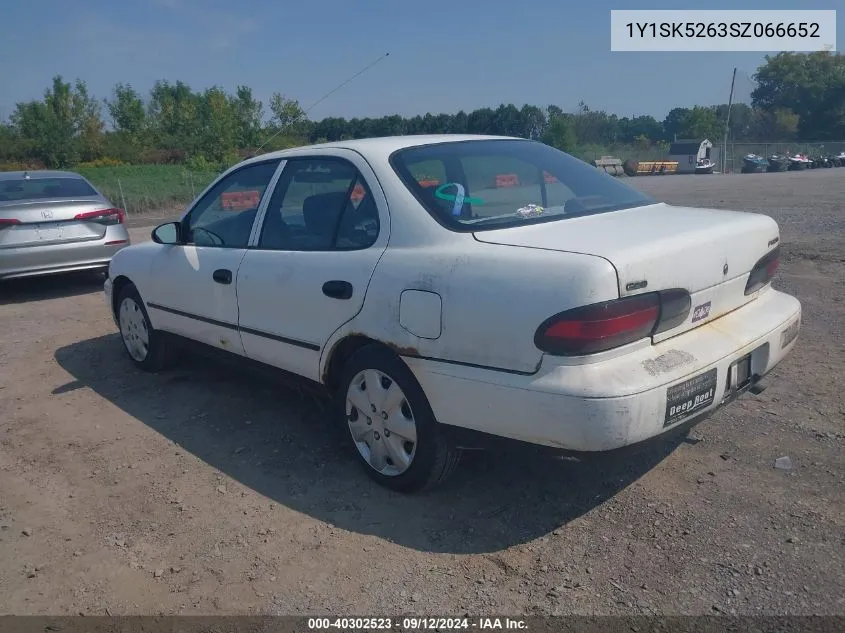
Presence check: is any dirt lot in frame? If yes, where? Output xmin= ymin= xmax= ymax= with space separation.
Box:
xmin=1 ymin=169 xmax=843 ymax=617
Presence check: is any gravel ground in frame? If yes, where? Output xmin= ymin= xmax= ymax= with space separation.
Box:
xmin=0 ymin=169 xmax=843 ymax=617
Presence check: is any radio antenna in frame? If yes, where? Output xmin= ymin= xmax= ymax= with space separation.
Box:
xmin=254 ymin=52 xmax=390 ymax=155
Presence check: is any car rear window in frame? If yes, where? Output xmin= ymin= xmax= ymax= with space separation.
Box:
xmin=389 ymin=139 xmax=655 ymax=231
xmin=0 ymin=177 xmax=98 ymax=202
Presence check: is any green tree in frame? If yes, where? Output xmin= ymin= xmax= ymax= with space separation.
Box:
xmin=147 ymin=80 xmax=200 ymax=152
xmin=749 ymin=107 xmax=799 ymax=141
xmin=572 ymin=103 xmax=618 ymax=145
xmin=713 ymin=103 xmax=753 ymax=141
xmin=467 ymin=107 xmax=495 ymax=134
xmin=618 ymin=115 xmax=663 ymax=143
xmin=268 ymin=93 xmax=306 ymax=136
xmin=105 ymin=83 xmax=146 ymax=161
xmin=543 ymin=114 xmax=577 ymax=152
xmin=0 ymin=122 xmax=25 ymax=163
xmin=107 ymin=83 xmax=146 ymax=137
xmin=195 ymin=86 xmax=237 ymax=161
xmin=231 ymin=85 xmax=263 ymax=149
xmin=519 ymin=104 xmax=547 ymax=140
xmin=10 ymin=75 xmax=103 ymax=167
xmin=752 ymin=51 xmax=845 ymax=140
xmin=662 ymin=107 xmax=691 ymax=141
xmin=451 ymin=110 xmax=468 ymax=134
xmin=683 ymin=106 xmax=722 ymax=141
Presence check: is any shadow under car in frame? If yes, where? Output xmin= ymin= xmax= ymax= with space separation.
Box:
xmin=53 ymin=333 xmax=692 ymax=555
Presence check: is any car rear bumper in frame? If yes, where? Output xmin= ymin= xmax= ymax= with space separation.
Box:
xmin=404 ymin=287 xmax=801 ymax=452
xmin=0 ymin=230 xmax=130 ymax=280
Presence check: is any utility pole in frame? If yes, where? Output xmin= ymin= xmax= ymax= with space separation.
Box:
xmin=723 ymin=67 xmax=737 ymax=173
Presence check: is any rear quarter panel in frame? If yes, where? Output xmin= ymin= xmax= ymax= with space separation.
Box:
xmin=324 ymin=239 xmax=621 ymax=375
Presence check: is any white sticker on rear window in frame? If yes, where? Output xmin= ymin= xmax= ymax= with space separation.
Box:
xmin=516 ymin=204 xmax=545 ymax=218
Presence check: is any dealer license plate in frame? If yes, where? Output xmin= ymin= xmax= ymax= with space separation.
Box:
xmin=664 ymin=368 xmax=718 ymax=427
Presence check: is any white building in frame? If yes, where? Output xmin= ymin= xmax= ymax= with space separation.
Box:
xmin=667 ymin=139 xmax=719 ymax=174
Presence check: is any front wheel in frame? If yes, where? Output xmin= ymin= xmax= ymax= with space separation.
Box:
xmin=116 ymin=283 xmax=176 ymax=372
xmin=336 ymin=345 xmax=460 ymax=493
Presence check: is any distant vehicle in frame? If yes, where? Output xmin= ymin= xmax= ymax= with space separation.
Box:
xmin=0 ymin=170 xmax=130 ymax=280
xmin=741 ymin=154 xmax=769 ymax=173
xmin=103 ymin=135 xmax=801 ymax=492
xmin=788 ymin=154 xmax=812 ymax=170
xmin=767 ymin=154 xmax=788 ymax=172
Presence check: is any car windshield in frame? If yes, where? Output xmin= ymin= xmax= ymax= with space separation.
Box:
xmin=389 ymin=139 xmax=656 ymax=231
xmin=0 ymin=177 xmax=98 ymax=203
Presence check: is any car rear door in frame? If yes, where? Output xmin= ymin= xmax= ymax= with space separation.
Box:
xmin=146 ymin=159 xmax=283 ymax=354
xmin=235 ymin=153 xmax=389 ymax=382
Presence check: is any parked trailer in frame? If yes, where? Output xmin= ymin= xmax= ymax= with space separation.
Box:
xmin=625 ymin=160 xmax=679 ymax=176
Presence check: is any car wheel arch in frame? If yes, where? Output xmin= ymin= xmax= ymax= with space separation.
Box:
xmin=111 ymin=274 xmax=136 ymax=318
xmin=322 ymin=334 xmax=415 ymax=390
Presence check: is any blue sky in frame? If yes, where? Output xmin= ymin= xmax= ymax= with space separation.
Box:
xmin=0 ymin=0 xmax=841 ymax=123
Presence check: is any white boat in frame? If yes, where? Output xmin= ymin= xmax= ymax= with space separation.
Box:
xmin=787 ymin=153 xmax=811 ymax=170
xmin=694 ymin=158 xmax=715 ymax=174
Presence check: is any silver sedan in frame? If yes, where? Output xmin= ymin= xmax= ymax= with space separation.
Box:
xmin=0 ymin=170 xmax=131 ymax=280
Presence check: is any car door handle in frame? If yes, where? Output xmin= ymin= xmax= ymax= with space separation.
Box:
xmin=322 ymin=280 xmax=353 ymax=300
xmin=213 ymin=269 xmax=233 ymax=285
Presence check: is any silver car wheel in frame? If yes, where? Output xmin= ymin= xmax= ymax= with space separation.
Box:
xmin=346 ymin=369 xmax=418 ymax=476
xmin=119 ymin=297 xmax=150 ymax=362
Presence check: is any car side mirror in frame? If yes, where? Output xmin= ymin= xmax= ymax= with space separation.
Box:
xmin=151 ymin=222 xmax=181 ymax=245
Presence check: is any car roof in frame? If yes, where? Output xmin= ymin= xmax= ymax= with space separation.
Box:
xmin=0 ymin=170 xmax=85 ymax=181
xmin=251 ymin=134 xmax=523 ymax=163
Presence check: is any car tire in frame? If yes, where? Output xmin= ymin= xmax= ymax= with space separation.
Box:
xmin=336 ymin=344 xmax=460 ymax=493
xmin=116 ymin=283 xmax=175 ymax=372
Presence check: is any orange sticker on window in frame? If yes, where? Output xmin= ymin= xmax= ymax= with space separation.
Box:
xmin=495 ymin=174 xmax=520 ymax=188
xmin=221 ymin=190 xmax=260 ymax=211
xmin=350 ymin=183 xmax=366 ymax=203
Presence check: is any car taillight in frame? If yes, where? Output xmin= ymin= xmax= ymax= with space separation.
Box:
xmin=534 ymin=289 xmax=691 ymax=356
xmin=74 ymin=208 xmax=125 ymax=225
xmin=744 ymin=246 xmax=780 ymax=295
xmin=0 ymin=218 xmax=21 ymax=226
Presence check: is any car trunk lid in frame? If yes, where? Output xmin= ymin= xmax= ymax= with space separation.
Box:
xmin=473 ymin=202 xmax=780 ymax=340
xmin=0 ymin=199 xmax=116 ymax=248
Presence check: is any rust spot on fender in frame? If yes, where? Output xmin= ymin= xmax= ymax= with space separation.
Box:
xmin=642 ymin=349 xmax=696 ymax=377
xmin=385 ymin=341 xmax=420 ymax=356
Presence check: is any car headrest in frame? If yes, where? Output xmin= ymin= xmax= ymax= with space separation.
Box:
xmin=302 ymin=191 xmax=349 ymax=236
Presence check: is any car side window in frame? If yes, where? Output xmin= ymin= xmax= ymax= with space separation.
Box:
xmin=183 ymin=159 xmax=281 ymax=248
xmin=258 ymin=158 xmax=380 ymax=251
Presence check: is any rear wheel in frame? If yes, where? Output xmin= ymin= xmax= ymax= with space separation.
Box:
xmin=116 ymin=283 xmax=175 ymax=372
xmin=337 ymin=345 xmax=460 ymax=493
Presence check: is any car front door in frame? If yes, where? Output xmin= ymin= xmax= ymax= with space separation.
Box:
xmin=235 ymin=154 xmax=388 ymax=381
xmin=147 ymin=159 xmax=282 ymax=354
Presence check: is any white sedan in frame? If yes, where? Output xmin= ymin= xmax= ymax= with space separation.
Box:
xmin=104 ymin=134 xmax=801 ymax=492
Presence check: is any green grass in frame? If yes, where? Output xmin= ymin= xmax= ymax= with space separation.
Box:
xmin=76 ymin=164 xmax=221 ymax=214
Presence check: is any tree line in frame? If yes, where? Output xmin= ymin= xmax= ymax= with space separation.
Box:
xmin=1 ymin=51 xmax=842 ymax=170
